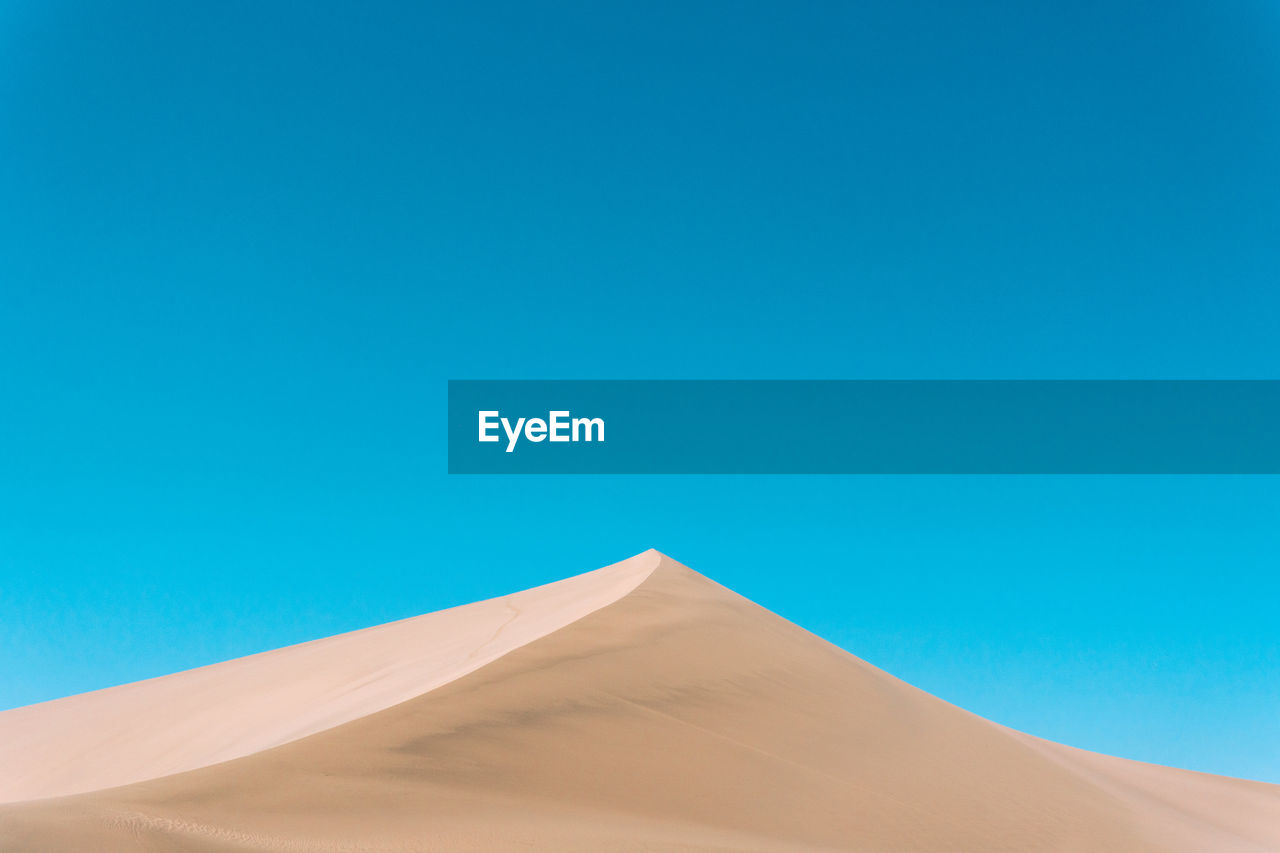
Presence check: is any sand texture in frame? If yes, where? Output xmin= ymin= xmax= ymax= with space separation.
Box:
xmin=1 ymin=550 xmax=1277 ymax=851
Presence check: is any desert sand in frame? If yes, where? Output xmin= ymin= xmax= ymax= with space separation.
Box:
xmin=1 ymin=550 xmax=1277 ymax=851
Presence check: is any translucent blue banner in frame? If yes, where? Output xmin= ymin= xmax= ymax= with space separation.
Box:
xmin=447 ymin=381 xmax=1279 ymax=474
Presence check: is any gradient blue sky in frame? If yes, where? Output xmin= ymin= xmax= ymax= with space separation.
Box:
xmin=2 ymin=2 xmax=1279 ymax=782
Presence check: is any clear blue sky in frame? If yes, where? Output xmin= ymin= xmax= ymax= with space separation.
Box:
xmin=2 ymin=2 xmax=1279 ymax=782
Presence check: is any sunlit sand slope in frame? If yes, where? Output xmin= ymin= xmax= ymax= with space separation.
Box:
xmin=0 ymin=550 xmax=658 ymax=802
xmin=2 ymin=551 xmax=1277 ymax=851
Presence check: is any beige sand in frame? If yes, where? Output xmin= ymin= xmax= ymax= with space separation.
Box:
xmin=1 ymin=550 xmax=1277 ymax=851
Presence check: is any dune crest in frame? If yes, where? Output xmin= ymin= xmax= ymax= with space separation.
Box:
xmin=2 ymin=551 xmax=1278 ymax=851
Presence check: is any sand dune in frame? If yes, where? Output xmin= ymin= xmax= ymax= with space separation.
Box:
xmin=1 ymin=551 xmax=1277 ymax=851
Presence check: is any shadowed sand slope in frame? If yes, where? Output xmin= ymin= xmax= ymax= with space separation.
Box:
xmin=2 ymin=552 xmax=1278 ymax=851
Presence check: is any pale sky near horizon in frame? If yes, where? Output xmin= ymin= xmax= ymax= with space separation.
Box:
xmin=2 ymin=2 xmax=1279 ymax=782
